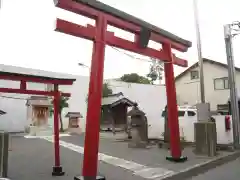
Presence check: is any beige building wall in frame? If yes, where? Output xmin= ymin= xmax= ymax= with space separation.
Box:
xmin=176 ymin=61 xmax=240 ymax=111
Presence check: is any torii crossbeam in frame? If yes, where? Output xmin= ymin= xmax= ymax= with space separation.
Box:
xmin=53 ymin=0 xmax=192 ymax=179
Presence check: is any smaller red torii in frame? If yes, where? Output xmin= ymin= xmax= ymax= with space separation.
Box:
xmin=0 ymin=71 xmax=75 ymax=176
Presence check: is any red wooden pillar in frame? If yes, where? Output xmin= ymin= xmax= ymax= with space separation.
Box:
xmin=20 ymin=80 xmax=26 ymax=90
xmin=163 ymin=43 xmax=187 ymax=162
xmin=52 ymin=85 xmax=65 ymax=176
xmin=76 ymin=16 xmax=107 ymax=180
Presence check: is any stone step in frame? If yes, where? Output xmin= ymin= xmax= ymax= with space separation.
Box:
xmin=29 ymin=126 xmax=53 ymax=136
xmin=36 ymin=130 xmax=53 ymax=136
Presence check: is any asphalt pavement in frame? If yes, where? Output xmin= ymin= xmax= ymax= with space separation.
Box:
xmin=190 ymin=158 xmax=240 ymax=180
xmin=8 ymin=136 xmax=145 ymax=180
xmin=7 ymin=134 xmax=240 ymax=180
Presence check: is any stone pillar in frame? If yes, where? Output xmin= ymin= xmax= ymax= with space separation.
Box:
xmin=194 ymin=103 xmax=217 ymax=156
xmin=128 ymin=115 xmax=148 ymax=148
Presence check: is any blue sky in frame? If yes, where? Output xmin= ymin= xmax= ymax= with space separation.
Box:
xmin=0 ymin=0 xmax=240 ymax=79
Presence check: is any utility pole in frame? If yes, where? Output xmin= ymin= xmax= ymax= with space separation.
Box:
xmin=224 ymin=23 xmax=240 ymax=148
xmin=193 ymin=0 xmax=210 ymax=122
xmin=193 ymin=0 xmax=205 ymax=103
xmin=193 ymin=0 xmax=215 ymax=156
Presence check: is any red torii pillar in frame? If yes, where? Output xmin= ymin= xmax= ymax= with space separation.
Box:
xmin=53 ymin=0 xmax=192 ymax=179
xmin=52 ymin=85 xmax=64 ymax=176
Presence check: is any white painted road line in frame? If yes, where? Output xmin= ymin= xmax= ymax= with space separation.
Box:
xmin=39 ymin=136 xmax=175 ymax=179
xmin=24 ymin=134 xmax=71 ymax=139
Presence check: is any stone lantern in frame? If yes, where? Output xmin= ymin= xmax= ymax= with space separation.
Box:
xmin=127 ymin=103 xmax=148 ymax=148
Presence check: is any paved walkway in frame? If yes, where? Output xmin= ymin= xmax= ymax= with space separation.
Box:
xmin=60 ymin=135 xmax=232 ymax=172
xmin=42 ymin=136 xmax=174 ymax=179
xmin=7 ymin=134 xmax=237 ymax=180
xmin=8 ymin=136 xmax=144 ymax=180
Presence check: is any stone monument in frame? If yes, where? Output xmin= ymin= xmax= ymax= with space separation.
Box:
xmin=127 ymin=103 xmax=148 ymax=148
xmin=158 ymin=105 xmax=171 ymax=149
xmin=125 ymin=116 xmax=132 ymax=139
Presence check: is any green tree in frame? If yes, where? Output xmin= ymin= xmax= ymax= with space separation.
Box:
xmin=85 ymin=82 xmax=113 ymax=124
xmin=146 ymin=71 xmax=158 ymax=84
xmin=50 ymin=96 xmax=69 ymax=132
xmin=85 ymin=82 xmax=113 ymax=103
xmin=102 ymin=83 xmax=113 ymax=97
xmin=147 ymin=59 xmax=164 ymax=84
xmin=120 ymin=73 xmax=151 ymax=84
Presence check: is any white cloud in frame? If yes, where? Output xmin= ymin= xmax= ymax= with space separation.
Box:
xmin=0 ymin=0 xmax=239 ymax=78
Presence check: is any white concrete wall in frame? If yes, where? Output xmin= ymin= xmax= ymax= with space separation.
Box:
xmin=56 ymin=76 xmax=90 ymax=132
xmin=0 ymin=93 xmax=28 ymax=132
xmin=176 ymin=61 xmax=240 ymax=110
xmin=106 ymin=80 xmax=167 ymax=139
xmin=176 ymin=115 xmax=233 ymax=144
xmin=0 ymin=64 xmax=167 ymax=135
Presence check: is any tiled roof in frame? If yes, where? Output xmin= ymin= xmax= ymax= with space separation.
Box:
xmin=102 ymin=92 xmax=135 ymax=107
xmin=175 ymin=58 xmax=240 ymax=81
xmin=0 ymin=110 xmax=6 ymax=116
xmin=65 ymin=112 xmax=83 ymax=118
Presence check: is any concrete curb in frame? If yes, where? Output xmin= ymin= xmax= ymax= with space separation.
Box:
xmin=162 ymin=150 xmax=240 ymax=180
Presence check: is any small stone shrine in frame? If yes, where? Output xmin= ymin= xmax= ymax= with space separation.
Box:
xmin=127 ymin=103 xmax=148 ymax=148
xmin=65 ymin=112 xmax=82 ymax=134
xmin=26 ymin=96 xmax=52 ymax=136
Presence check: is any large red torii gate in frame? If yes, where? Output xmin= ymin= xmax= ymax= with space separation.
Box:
xmin=53 ymin=0 xmax=192 ymax=179
xmin=0 ymin=71 xmax=75 ymax=176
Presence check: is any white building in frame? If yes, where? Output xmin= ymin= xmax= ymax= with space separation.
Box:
xmin=0 ymin=64 xmax=167 ymax=137
xmin=175 ymin=58 xmax=240 ymax=111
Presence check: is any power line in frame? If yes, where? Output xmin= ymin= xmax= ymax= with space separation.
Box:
xmin=108 ymin=44 xmax=168 ymax=66
xmin=0 ymin=95 xmax=27 ymax=100
xmin=108 ymin=46 xmax=166 ymax=74
xmin=0 ymin=95 xmax=53 ymax=100
xmin=109 ymin=46 xmax=152 ymax=63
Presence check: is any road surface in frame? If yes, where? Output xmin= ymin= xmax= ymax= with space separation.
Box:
xmin=191 ymin=158 xmax=240 ymax=180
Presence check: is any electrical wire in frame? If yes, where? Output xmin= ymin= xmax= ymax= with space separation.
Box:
xmin=81 ymin=43 xmax=165 ymax=87
xmin=0 ymin=95 xmax=53 ymax=100
xmin=95 ymin=39 xmax=164 ymax=64
xmin=109 ymin=46 xmax=153 ymax=63
xmin=108 ymin=45 xmax=165 ymax=70
xmin=0 ymin=95 xmax=27 ymax=100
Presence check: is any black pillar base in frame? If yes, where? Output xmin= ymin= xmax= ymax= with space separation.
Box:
xmin=74 ymin=175 xmax=106 ymax=180
xmin=166 ymin=156 xmax=188 ymax=163
xmin=52 ymin=166 xmax=65 ymax=176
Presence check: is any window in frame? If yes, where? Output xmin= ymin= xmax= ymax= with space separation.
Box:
xmin=217 ymin=104 xmax=230 ymax=115
xmin=161 ymin=110 xmax=185 ymax=117
xmin=214 ymin=77 xmax=229 ymax=90
xmin=190 ymin=70 xmax=199 ymax=80
xmin=161 ymin=111 xmax=166 ymax=117
xmin=178 ymin=111 xmax=185 ymax=117
xmin=187 ymin=111 xmax=196 ymax=116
